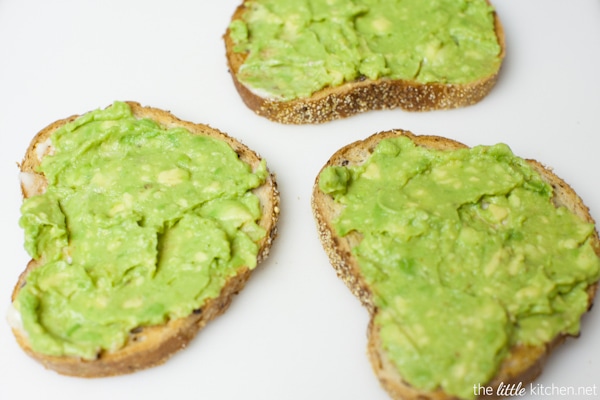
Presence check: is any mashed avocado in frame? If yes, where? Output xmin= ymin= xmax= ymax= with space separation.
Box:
xmin=230 ymin=0 xmax=502 ymax=101
xmin=319 ymin=136 xmax=600 ymax=399
xmin=16 ymin=102 xmax=268 ymax=359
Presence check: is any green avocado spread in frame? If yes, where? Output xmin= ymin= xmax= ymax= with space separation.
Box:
xmin=319 ymin=136 xmax=600 ymax=399
xmin=230 ymin=0 xmax=502 ymax=101
xmin=15 ymin=101 xmax=268 ymax=359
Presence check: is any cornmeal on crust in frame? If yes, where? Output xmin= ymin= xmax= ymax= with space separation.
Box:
xmin=311 ymin=130 xmax=600 ymax=399
xmin=224 ymin=0 xmax=505 ymax=124
xmin=11 ymin=101 xmax=280 ymax=377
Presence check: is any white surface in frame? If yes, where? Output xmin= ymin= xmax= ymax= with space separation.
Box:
xmin=0 ymin=1 xmax=599 ymax=399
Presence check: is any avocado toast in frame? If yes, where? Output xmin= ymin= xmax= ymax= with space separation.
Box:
xmin=10 ymin=101 xmax=280 ymax=377
xmin=312 ymin=130 xmax=600 ymax=399
xmin=225 ymin=0 xmax=505 ymax=124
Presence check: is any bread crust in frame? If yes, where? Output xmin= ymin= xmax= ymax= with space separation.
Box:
xmin=311 ymin=130 xmax=600 ymax=399
xmin=224 ymin=1 xmax=506 ymax=124
xmin=12 ymin=101 xmax=280 ymax=377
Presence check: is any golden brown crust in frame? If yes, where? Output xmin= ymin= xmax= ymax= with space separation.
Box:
xmin=311 ymin=130 xmax=600 ymax=399
xmin=224 ymin=2 xmax=506 ymax=124
xmin=12 ymin=101 xmax=280 ymax=377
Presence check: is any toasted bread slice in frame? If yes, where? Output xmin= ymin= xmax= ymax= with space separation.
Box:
xmin=224 ymin=0 xmax=505 ymax=124
xmin=311 ymin=130 xmax=600 ymax=399
xmin=10 ymin=101 xmax=280 ymax=377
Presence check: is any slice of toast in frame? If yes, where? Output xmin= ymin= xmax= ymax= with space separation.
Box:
xmin=311 ymin=130 xmax=600 ymax=399
xmin=10 ymin=101 xmax=280 ymax=377
xmin=224 ymin=0 xmax=505 ymax=124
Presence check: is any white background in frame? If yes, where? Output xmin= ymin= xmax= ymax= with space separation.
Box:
xmin=1 ymin=1 xmax=599 ymax=399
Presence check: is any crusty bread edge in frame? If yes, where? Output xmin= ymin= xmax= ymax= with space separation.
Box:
xmin=311 ymin=129 xmax=600 ymax=400
xmin=11 ymin=101 xmax=280 ymax=377
xmin=224 ymin=2 xmax=506 ymax=124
